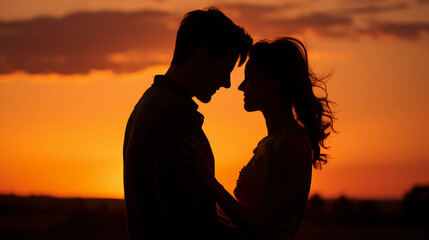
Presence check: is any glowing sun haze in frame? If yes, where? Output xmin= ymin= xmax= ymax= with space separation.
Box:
xmin=1 ymin=0 xmax=428 ymax=199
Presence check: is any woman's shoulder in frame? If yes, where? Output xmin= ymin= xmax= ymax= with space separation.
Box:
xmin=276 ymin=127 xmax=311 ymax=151
xmin=268 ymin=127 xmax=312 ymax=171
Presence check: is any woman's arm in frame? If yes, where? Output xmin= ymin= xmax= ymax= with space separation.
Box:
xmin=204 ymin=171 xmax=273 ymax=238
xmin=181 ymin=135 xmax=276 ymax=239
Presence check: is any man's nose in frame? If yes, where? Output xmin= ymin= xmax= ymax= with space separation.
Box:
xmin=238 ymin=80 xmax=245 ymax=91
xmin=222 ymin=76 xmax=231 ymax=89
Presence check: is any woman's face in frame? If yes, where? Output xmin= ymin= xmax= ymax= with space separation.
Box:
xmin=238 ymin=63 xmax=276 ymax=112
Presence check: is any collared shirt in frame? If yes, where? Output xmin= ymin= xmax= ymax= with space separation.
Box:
xmin=123 ymin=75 xmax=230 ymax=239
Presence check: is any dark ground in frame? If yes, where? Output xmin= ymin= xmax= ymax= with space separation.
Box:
xmin=0 ymin=188 xmax=428 ymax=240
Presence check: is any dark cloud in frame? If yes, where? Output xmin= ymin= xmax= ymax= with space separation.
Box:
xmin=270 ymin=12 xmax=353 ymax=38
xmin=416 ymin=0 xmax=429 ymax=4
xmin=1 ymin=4 xmax=427 ymax=75
xmin=360 ymin=21 xmax=429 ymax=40
xmin=221 ymin=3 xmax=353 ymax=39
xmin=221 ymin=2 xmax=298 ymax=14
xmin=0 ymin=10 xmax=178 ymax=74
xmin=224 ymin=3 xmax=426 ymax=40
xmin=337 ymin=3 xmax=408 ymax=15
xmin=341 ymin=0 xmax=388 ymax=4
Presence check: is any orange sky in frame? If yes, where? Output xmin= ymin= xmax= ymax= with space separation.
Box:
xmin=1 ymin=0 xmax=429 ymax=199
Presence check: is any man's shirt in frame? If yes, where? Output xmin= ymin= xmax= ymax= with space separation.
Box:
xmin=123 ymin=75 xmax=222 ymax=239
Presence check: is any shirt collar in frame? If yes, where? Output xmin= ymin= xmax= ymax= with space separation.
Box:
xmin=152 ymin=75 xmax=199 ymax=110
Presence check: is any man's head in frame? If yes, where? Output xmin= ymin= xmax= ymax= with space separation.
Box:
xmin=170 ymin=7 xmax=253 ymax=103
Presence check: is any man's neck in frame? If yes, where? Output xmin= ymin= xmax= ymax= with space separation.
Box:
xmin=165 ymin=65 xmax=195 ymax=97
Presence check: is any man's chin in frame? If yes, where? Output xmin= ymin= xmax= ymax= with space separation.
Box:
xmin=196 ymin=95 xmax=212 ymax=103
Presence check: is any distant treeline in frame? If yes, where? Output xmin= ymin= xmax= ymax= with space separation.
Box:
xmin=305 ymin=185 xmax=429 ymax=227
xmin=0 ymin=185 xmax=428 ymax=240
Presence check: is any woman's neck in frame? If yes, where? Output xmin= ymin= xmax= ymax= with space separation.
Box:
xmin=262 ymin=103 xmax=300 ymax=137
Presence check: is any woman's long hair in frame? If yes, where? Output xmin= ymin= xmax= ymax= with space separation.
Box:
xmin=248 ymin=37 xmax=336 ymax=169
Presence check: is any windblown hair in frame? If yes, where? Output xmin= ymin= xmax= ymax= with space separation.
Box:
xmin=171 ymin=7 xmax=253 ymax=66
xmin=248 ymin=37 xmax=336 ymax=169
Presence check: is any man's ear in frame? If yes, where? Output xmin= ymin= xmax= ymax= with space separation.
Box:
xmin=190 ymin=47 xmax=210 ymax=67
xmin=271 ymin=77 xmax=281 ymax=89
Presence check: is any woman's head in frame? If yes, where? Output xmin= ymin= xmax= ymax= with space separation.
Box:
xmin=240 ymin=37 xmax=336 ymax=169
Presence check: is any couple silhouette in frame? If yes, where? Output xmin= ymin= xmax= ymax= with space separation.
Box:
xmin=123 ymin=7 xmax=335 ymax=240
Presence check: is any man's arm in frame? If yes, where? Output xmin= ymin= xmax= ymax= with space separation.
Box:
xmin=151 ymin=104 xmax=219 ymax=239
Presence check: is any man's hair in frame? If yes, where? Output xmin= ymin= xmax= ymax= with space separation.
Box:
xmin=171 ymin=7 xmax=253 ymax=66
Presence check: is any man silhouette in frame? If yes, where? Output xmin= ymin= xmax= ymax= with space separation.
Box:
xmin=123 ymin=8 xmax=252 ymax=240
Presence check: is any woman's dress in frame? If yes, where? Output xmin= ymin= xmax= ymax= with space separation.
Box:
xmin=233 ymin=128 xmax=313 ymax=239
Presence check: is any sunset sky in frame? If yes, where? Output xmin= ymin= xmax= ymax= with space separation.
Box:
xmin=1 ymin=0 xmax=428 ymax=200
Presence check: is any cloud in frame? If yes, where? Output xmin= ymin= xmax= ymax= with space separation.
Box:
xmin=360 ymin=21 xmax=429 ymax=40
xmin=272 ymin=12 xmax=353 ymax=38
xmin=223 ymin=2 xmax=427 ymax=40
xmin=340 ymin=0 xmax=389 ymax=4
xmin=221 ymin=3 xmax=353 ymax=39
xmin=0 ymin=10 xmax=178 ymax=74
xmin=336 ymin=3 xmax=408 ymax=15
xmin=221 ymin=2 xmax=298 ymax=14
xmin=416 ymin=0 xmax=429 ymax=4
xmin=1 ymin=3 xmax=428 ymax=75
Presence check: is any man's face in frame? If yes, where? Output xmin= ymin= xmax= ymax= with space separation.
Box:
xmin=194 ymin=53 xmax=238 ymax=103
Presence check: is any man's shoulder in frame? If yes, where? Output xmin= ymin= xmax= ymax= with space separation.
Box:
xmin=132 ymin=86 xmax=192 ymax=117
xmin=129 ymin=88 xmax=200 ymax=130
xmin=138 ymin=85 xmax=187 ymax=108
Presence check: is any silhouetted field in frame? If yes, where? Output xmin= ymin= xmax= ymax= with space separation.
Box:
xmin=1 ymin=186 xmax=428 ymax=240
xmin=0 ymin=195 xmax=127 ymax=240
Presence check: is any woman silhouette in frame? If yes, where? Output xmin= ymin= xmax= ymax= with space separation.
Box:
xmin=182 ymin=37 xmax=335 ymax=239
